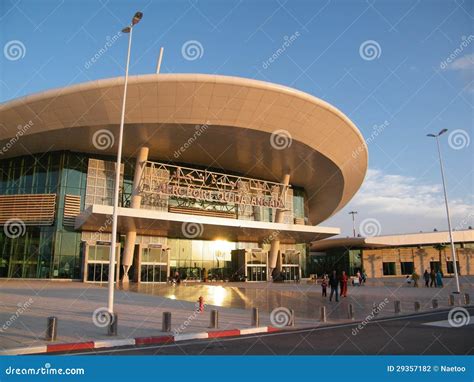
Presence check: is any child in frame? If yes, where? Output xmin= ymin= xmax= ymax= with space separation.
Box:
xmin=321 ymin=277 xmax=327 ymax=297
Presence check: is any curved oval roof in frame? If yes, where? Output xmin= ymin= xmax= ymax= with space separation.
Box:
xmin=0 ymin=74 xmax=368 ymax=224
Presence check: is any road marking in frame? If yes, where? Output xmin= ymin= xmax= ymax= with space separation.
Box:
xmin=69 ymin=308 xmax=474 ymax=355
xmin=95 ymin=338 xmax=135 ymax=348
xmin=422 ymin=316 xmax=473 ymax=328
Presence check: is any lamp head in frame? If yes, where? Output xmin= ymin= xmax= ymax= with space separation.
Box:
xmin=132 ymin=11 xmax=143 ymax=25
xmin=438 ymin=128 xmax=448 ymax=136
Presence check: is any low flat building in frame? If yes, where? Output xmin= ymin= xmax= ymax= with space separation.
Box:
xmin=310 ymin=230 xmax=474 ymax=278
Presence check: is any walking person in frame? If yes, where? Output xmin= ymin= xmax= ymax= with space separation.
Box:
xmin=429 ymin=269 xmax=436 ymax=288
xmin=321 ymin=277 xmax=327 ymax=298
xmin=356 ymin=270 xmax=362 ymax=286
xmin=423 ymin=270 xmax=430 ymax=287
xmin=340 ymin=271 xmax=348 ymax=297
xmin=436 ymin=270 xmax=443 ymax=288
xmin=174 ymin=270 xmax=181 ymax=285
xmin=329 ymin=270 xmax=339 ymax=302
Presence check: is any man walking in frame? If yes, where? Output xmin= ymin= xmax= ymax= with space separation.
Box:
xmin=423 ymin=270 xmax=430 ymax=287
xmin=430 ymin=269 xmax=436 ymax=288
xmin=329 ymin=270 xmax=339 ymax=302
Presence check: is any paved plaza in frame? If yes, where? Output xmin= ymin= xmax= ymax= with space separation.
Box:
xmin=0 ymin=277 xmax=472 ymax=352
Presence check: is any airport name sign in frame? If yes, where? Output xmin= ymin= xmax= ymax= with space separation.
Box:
xmin=140 ymin=161 xmax=288 ymax=209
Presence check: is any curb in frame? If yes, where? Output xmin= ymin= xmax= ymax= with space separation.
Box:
xmin=1 ymin=326 xmax=280 ymax=355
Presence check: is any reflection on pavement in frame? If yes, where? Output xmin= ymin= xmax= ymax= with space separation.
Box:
xmin=119 ymin=282 xmax=323 ymax=319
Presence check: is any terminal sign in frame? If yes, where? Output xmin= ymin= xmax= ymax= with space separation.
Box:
xmin=140 ymin=161 xmax=288 ymax=209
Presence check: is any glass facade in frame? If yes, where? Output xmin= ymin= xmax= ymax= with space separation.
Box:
xmin=308 ymin=248 xmax=362 ymax=276
xmin=1 ymin=151 xmax=311 ymax=281
xmin=0 ymin=152 xmax=87 ymax=279
xmin=168 ymin=239 xmax=235 ymax=280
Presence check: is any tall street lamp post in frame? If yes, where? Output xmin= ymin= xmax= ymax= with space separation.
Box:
xmin=349 ymin=211 xmax=358 ymax=237
xmin=108 ymin=11 xmax=143 ymax=315
xmin=427 ymin=128 xmax=461 ymax=294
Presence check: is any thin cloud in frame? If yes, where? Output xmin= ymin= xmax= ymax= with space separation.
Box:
xmin=352 ymin=169 xmax=472 ymax=218
xmin=326 ymin=169 xmax=473 ymax=236
xmin=447 ymin=53 xmax=474 ymax=71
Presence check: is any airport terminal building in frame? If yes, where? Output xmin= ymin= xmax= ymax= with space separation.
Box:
xmin=0 ymin=74 xmax=367 ymax=283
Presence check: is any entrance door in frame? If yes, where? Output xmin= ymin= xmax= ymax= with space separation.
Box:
xmin=140 ymin=247 xmax=168 ymax=283
xmin=246 ymin=266 xmax=267 ymax=281
xmin=141 ymin=264 xmax=167 ymax=283
xmin=282 ymin=265 xmax=300 ymax=282
xmin=86 ymin=244 xmax=117 ymax=282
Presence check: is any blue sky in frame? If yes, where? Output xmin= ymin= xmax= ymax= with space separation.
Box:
xmin=0 ymin=0 xmax=473 ymax=236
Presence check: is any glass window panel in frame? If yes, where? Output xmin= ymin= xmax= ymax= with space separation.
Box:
xmin=383 ymin=262 xmax=396 ymax=276
xmin=400 ymin=262 xmax=414 ymax=275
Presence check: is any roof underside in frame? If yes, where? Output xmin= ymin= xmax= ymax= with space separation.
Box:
xmin=0 ymin=74 xmax=368 ymax=224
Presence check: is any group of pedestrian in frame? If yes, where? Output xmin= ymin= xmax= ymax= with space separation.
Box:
xmin=423 ymin=269 xmax=443 ymax=288
xmin=321 ymin=270 xmax=357 ymax=302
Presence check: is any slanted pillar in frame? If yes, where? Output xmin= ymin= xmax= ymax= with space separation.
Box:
xmin=269 ymin=174 xmax=290 ymax=279
xmin=122 ymin=147 xmax=149 ymax=282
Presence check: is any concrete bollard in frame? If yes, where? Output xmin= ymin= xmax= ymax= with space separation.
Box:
xmin=394 ymin=300 xmax=401 ymax=314
xmin=348 ymin=304 xmax=354 ymax=320
xmin=448 ymin=295 xmax=455 ymax=306
xmin=45 ymin=316 xmax=57 ymax=341
xmin=414 ymin=301 xmax=421 ymax=312
xmin=464 ymin=293 xmax=470 ymax=306
xmin=320 ymin=306 xmax=327 ymax=323
xmin=432 ymin=299 xmax=438 ymax=309
xmin=210 ymin=309 xmax=219 ymax=329
xmin=107 ymin=313 xmax=118 ymax=336
xmin=289 ymin=309 xmax=295 ymax=327
xmin=251 ymin=307 xmax=259 ymax=327
xmin=162 ymin=312 xmax=171 ymax=332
